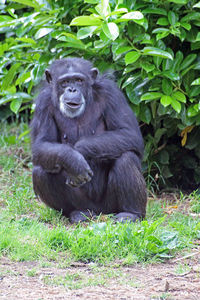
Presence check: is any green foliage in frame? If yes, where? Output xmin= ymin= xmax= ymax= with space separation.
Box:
xmin=0 ymin=0 xmax=200 ymax=188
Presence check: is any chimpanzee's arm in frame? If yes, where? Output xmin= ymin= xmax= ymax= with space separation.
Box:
xmin=75 ymin=85 xmax=144 ymax=161
xmin=31 ymin=91 xmax=92 ymax=181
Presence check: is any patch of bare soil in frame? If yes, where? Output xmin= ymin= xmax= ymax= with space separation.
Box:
xmin=0 ymin=250 xmax=200 ymax=300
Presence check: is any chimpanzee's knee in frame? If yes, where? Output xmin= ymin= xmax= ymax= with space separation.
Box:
xmin=32 ymin=166 xmax=74 ymax=215
xmin=106 ymin=151 xmax=147 ymax=219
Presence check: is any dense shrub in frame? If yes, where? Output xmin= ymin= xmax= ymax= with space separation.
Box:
xmin=0 ymin=0 xmax=200 ymax=189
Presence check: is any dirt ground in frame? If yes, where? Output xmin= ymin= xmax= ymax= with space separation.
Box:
xmin=0 ymin=249 xmax=200 ymax=300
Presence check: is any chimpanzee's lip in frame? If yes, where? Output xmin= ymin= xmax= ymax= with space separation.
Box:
xmin=66 ymin=102 xmax=83 ymax=110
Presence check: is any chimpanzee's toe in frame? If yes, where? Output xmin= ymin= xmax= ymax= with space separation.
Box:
xmin=115 ymin=212 xmax=140 ymax=223
xmin=69 ymin=210 xmax=96 ymax=224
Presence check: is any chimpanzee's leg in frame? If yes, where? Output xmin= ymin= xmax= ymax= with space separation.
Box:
xmin=32 ymin=166 xmax=97 ymax=222
xmin=104 ymin=151 xmax=147 ymax=222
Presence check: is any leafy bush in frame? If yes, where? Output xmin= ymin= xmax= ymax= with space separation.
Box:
xmin=0 ymin=0 xmax=200 ymax=189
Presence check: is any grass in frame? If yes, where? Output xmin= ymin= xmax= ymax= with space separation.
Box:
xmin=42 ymin=268 xmax=124 ymax=289
xmin=0 ymin=123 xmax=200 ymax=265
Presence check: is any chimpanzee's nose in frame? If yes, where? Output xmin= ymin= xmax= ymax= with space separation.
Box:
xmin=66 ymin=87 xmax=77 ymax=93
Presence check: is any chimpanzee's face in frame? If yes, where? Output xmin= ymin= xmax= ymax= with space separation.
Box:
xmin=45 ymin=59 xmax=98 ymax=118
xmin=57 ymin=71 xmax=87 ymax=118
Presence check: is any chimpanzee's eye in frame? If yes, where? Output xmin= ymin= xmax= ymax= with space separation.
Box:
xmin=60 ymin=80 xmax=69 ymax=88
xmin=75 ymin=78 xmax=83 ymax=83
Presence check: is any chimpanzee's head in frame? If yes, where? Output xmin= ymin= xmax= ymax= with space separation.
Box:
xmin=45 ymin=58 xmax=99 ymax=118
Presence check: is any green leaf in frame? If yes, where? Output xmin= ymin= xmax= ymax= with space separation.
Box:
xmin=126 ymin=83 xmax=141 ymax=104
xmin=168 ymin=11 xmax=177 ymax=26
xmin=9 ymin=0 xmax=40 ymax=9
xmin=168 ymin=0 xmax=187 ymax=3
xmin=2 ymin=63 xmax=21 ymax=91
xmin=16 ymin=71 xmax=31 ymax=86
xmin=193 ymin=2 xmax=200 ymax=8
xmin=142 ymin=47 xmax=173 ymax=60
xmin=180 ymin=22 xmax=191 ymax=31
xmin=143 ymin=8 xmax=167 ymax=16
xmin=181 ymin=12 xmax=200 ymax=22
xmin=172 ymin=51 xmax=183 ymax=72
xmin=10 ymin=98 xmax=22 ymax=114
xmin=163 ymin=71 xmax=180 ymax=81
xmin=161 ymin=231 xmax=179 ymax=249
xmin=95 ymin=0 xmax=110 ymax=18
xmin=191 ymin=78 xmax=200 ymax=85
xmin=173 ymin=91 xmax=186 ymax=103
xmin=56 ymin=32 xmax=80 ymax=42
xmin=0 ymin=15 xmax=13 ymax=22
xmin=157 ymin=17 xmax=169 ymax=26
xmin=3 ymin=136 xmax=17 ymax=145
xmin=108 ymin=8 xmax=128 ymax=17
xmin=171 ymin=98 xmax=181 ymax=113
xmin=141 ymin=92 xmax=163 ymax=101
xmin=35 ymin=28 xmax=53 ymax=39
xmin=196 ymin=32 xmax=200 ymax=42
xmin=70 ymin=16 xmax=102 ymax=26
xmin=0 ymin=93 xmax=31 ymax=105
xmin=189 ymin=86 xmax=200 ymax=97
xmin=16 ymin=37 xmax=36 ymax=44
xmin=94 ymin=40 xmax=107 ymax=49
xmin=54 ymin=33 xmax=86 ymax=49
xmin=191 ymin=42 xmax=200 ymax=51
xmin=187 ymin=105 xmax=199 ymax=117
xmin=122 ymin=74 xmax=140 ymax=89
xmin=77 ymin=26 xmax=97 ymax=39
xmin=156 ymin=31 xmax=170 ymax=41
xmin=160 ymin=95 xmax=172 ymax=107
xmin=55 ymin=42 xmax=86 ymax=50
xmin=153 ymin=56 xmax=163 ymax=68
xmin=139 ymin=105 xmax=152 ymax=124
xmin=18 ymin=129 xmax=30 ymax=140
xmin=141 ymin=61 xmax=155 ymax=72
xmin=100 ymin=30 xmax=110 ymax=42
xmin=162 ymin=79 xmax=173 ymax=95
xmin=120 ymin=11 xmax=144 ymax=21
xmin=102 ymin=22 xmax=119 ymax=41
xmin=155 ymin=128 xmax=167 ymax=144
xmin=180 ymin=54 xmax=197 ymax=71
xmin=84 ymin=0 xmax=99 ymax=3
xmin=115 ymin=46 xmax=132 ymax=55
xmin=125 ymin=51 xmax=141 ymax=65
xmin=152 ymin=28 xmax=169 ymax=34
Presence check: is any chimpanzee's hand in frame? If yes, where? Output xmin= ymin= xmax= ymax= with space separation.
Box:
xmin=62 ymin=150 xmax=93 ymax=187
xmin=65 ymin=168 xmax=93 ymax=188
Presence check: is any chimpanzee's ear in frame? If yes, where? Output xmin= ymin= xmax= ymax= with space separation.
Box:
xmin=90 ymin=68 xmax=99 ymax=81
xmin=45 ymin=69 xmax=52 ymax=83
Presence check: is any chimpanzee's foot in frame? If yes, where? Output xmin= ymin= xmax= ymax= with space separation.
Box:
xmin=69 ymin=210 xmax=96 ymax=224
xmin=115 ymin=212 xmax=140 ymax=223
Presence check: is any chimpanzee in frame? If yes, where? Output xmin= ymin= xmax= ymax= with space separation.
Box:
xmin=31 ymin=57 xmax=147 ymax=223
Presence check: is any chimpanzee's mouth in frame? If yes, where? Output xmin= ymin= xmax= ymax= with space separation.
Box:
xmin=66 ymin=102 xmax=82 ymax=109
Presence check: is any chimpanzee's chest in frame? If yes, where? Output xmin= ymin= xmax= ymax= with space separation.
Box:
xmin=54 ymin=108 xmax=106 ymax=145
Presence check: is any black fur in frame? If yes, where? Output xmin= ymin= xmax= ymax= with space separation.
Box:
xmin=31 ymin=58 xmax=147 ymax=223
